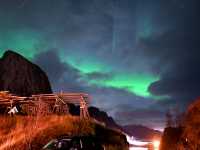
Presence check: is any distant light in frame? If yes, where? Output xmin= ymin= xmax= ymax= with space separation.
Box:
xmin=153 ymin=140 xmax=160 ymax=149
xmin=154 ymin=127 xmax=164 ymax=132
xmin=126 ymin=135 xmax=148 ymax=146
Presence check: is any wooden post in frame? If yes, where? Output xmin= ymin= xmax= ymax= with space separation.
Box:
xmin=80 ymin=96 xmax=90 ymax=119
xmin=53 ymin=95 xmax=69 ymax=115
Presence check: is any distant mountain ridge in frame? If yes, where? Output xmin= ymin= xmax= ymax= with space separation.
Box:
xmin=122 ymin=124 xmax=162 ymax=140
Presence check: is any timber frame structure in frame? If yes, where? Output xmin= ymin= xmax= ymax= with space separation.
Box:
xmin=0 ymin=91 xmax=90 ymax=119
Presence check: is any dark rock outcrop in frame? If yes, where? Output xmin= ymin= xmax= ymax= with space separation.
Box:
xmin=0 ymin=50 xmax=52 ymax=96
xmin=68 ymin=104 xmax=121 ymax=129
xmin=122 ymin=124 xmax=162 ymax=140
xmin=88 ymin=107 xmax=121 ymax=129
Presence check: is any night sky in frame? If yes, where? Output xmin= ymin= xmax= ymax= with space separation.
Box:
xmin=0 ymin=0 xmax=199 ymax=130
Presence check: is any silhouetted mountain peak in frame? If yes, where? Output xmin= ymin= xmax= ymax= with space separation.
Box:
xmin=3 ymin=50 xmax=21 ymax=57
xmin=0 ymin=50 xmax=52 ymax=96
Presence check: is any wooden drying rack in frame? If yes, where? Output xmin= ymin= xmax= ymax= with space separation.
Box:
xmin=0 ymin=91 xmax=90 ymax=118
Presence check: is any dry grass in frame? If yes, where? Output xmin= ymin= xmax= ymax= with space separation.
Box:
xmin=0 ymin=115 xmax=129 ymax=150
xmin=0 ymin=115 xmax=95 ymax=150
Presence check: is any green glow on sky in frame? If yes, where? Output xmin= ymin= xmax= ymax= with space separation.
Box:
xmin=60 ymin=52 xmax=110 ymax=74
xmin=68 ymin=58 xmax=105 ymax=74
xmin=87 ymin=73 xmax=159 ymax=97
xmin=59 ymin=51 xmax=159 ymax=98
xmin=0 ymin=29 xmax=47 ymax=59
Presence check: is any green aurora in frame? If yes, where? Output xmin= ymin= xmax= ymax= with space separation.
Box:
xmin=86 ymin=73 xmax=159 ymax=97
xmin=0 ymin=29 xmax=48 ymax=59
xmin=58 ymin=52 xmax=160 ymax=97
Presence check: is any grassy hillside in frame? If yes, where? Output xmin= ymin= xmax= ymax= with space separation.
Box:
xmin=0 ymin=115 xmax=128 ymax=150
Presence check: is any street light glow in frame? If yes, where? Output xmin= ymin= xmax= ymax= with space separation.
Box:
xmin=153 ymin=140 xmax=160 ymax=149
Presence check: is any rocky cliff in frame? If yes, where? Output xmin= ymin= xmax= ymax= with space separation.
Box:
xmin=0 ymin=50 xmax=52 ymax=96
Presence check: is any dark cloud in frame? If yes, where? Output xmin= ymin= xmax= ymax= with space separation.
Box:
xmin=82 ymin=72 xmax=113 ymax=81
xmin=144 ymin=1 xmax=200 ymax=108
xmin=33 ymin=49 xmax=67 ymax=82
xmin=33 ymin=49 xmax=85 ymax=92
xmin=88 ymin=86 xmax=155 ymax=111
xmin=115 ymin=108 xmax=165 ymax=128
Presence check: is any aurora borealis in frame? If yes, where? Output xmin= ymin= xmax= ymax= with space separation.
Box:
xmin=0 ymin=0 xmax=199 ymax=129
